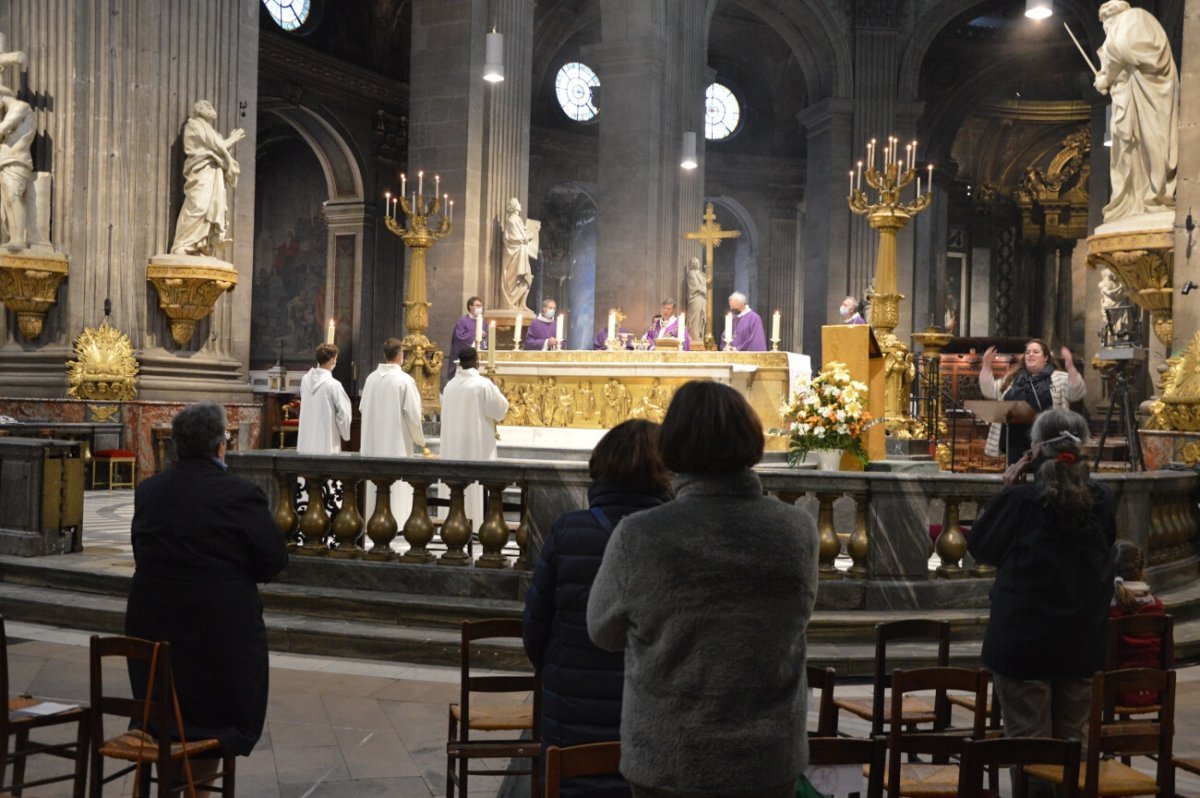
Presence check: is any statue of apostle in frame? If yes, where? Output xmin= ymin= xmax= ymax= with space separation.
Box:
xmin=501 ymin=198 xmax=538 ymax=312
xmin=1093 ymin=1 xmax=1178 ymax=222
xmin=170 ymin=99 xmax=245 ymax=257
xmin=0 ymin=85 xmax=34 ymax=249
xmin=685 ymin=257 xmax=707 ymax=344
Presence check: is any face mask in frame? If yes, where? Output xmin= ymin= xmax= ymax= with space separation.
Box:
xmin=839 ymin=305 xmax=851 ymax=318
xmin=544 ymin=309 xmax=555 ymax=319
xmin=470 ymin=307 xmax=482 ymax=318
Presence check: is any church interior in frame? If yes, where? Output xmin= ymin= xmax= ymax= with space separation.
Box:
xmin=2 ymin=0 xmax=1200 ymax=795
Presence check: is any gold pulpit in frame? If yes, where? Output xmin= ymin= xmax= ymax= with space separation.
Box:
xmin=822 ymin=325 xmax=885 ymax=462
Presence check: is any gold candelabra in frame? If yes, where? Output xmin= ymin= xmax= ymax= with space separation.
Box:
xmin=848 ymin=136 xmax=933 ymax=439
xmin=384 ymin=171 xmax=453 ymax=413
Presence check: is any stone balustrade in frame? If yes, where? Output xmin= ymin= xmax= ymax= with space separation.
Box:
xmin=226 ymin=451 xmax=1200 ymax=610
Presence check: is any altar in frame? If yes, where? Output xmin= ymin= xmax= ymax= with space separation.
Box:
xmin=486 ymin=349 xmax=810 ymax=450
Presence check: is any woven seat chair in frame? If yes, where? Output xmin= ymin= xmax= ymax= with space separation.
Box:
xmin=958 ymin=737 xmax=1081 ymax=798
xmin=545 ymin=742 xmax=621 ymax=798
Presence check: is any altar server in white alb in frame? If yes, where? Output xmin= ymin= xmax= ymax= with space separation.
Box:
xmin=359 ymin=338 xmax=425 ymax=534
xmin=297 ymin=343 xmax=352 ymax=454
xmin=440 ymin=347 xmax=510 ymax=529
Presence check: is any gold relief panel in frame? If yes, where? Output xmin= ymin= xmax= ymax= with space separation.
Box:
xmin=497 ymin=376 xmax=678 ymax=430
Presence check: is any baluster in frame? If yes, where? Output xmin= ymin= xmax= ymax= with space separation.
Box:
xmin=329 ymin=478 xmax=364 ymax=558
xmin=438 ymin=480 xmax=473 ymax=565
xmin=513 ymin=486 xmax=532 ymax=571
xmin=935 ymin=496 xmax=967 ymax=579
xmin=846 ymin=492 xmax=869 ymax=579
xmin=297 ymin=474 xmax=330 ymax=555
xmin=273 ymin=471 xmax=299 ymax=548
xmin=476 ymin=482 xmax=510 ymax=569
xmin=816 ymin=493 xmax=841 ymax=580
xmin=399 ymin=479 xmax=436 ymax=563
xmin=364 ymin=479 xmax=398 ymax=561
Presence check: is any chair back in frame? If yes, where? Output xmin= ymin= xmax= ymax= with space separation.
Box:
xmin=1088 ymin=668 xmax=1174 ymax=788
xmin=544 ymin=742 xmax=621 ymax=798
xmin=807 ymin=736 xmax=886 ymax=798
xmin=887 ymin=666 xmax=988 ymax=795
xmin=958 ymin=737 xmax=1081 ymax=798
xmin=806 ymin=665 xmax=837 ymax=737
xmin=0 ymin=616 xmax=9 ymax=738
xmin=89 ymin=635 xmax=177 ymax=769
xmin=1106 ymin=613 xmax=1174 ymax=670
xmin=458 ymin=619 xmax=541 ymax=743
xmin=870 ymin=620 xmax=951 ymax=734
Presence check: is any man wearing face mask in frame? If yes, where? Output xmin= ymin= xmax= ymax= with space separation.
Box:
xmin=525 ymin=298 xmax=561 ymax=351
xmin=840 ymin=296 xmax=866 ymax=325
xmin=449 ymin=296 xmax=487 ymax=377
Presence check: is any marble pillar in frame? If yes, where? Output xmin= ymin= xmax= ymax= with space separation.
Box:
xmin=0 ymin=0 xmax=259 ymax=402
xmin=1173 ymin=3 xmax=1200 ymax=351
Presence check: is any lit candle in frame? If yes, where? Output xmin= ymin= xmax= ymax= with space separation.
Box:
xmin=514 ymin=313 xmax=523 ymax=346
xmin=724 ymin=312 xmax=733 ymax=345
xmin=905 ymin=143 xmax=911 ymax=172
xmin=401 ymin=173 xmax=407 ymax=197
xmin=384 ymin=191 xmax=391 ymax=218
xmin=856 ymin=161 xmax=863 ymax=191
xmin=678 ymin=312 xmax=685 ymax=340
xmin=325 ymin=318 xmax=335 ymax=345
xmin=772 ymin=310 xmax=781 ymax=342
xmin=435 ymin=174 xmax=440 ymax=198
xmin=443 ymin=193 xmax=448 ymax=216
xmin=411 ymin=191 xmax=416 ymax=211
xmin=393 ymin=197 xmax=399 ymax=219
xmin=869 ymin=138 xmax=876 ymax=170
xmin=607 ymin=310 xmax=616 ymax=342
xmin=849 ymin=170 xmax=854 ymax=195
xmin=488 ymin=321 xmax=497 ymax=369
xmin=917 ymin=176 xmax=922 ymax=197
xmin=928 ymin=163 xmax=934 ymax=192
xmin=449 ymin=199 xmax=454 ymax=223
xmin=555 ymin=313 xmax=564 ymax=346
xmin=417 ymin=170 xmax=423 ymax=198
xmin=475 ymin=313 xmax=483 ymax=345
xmin=911 ymin=140 xmax=918 ymax=170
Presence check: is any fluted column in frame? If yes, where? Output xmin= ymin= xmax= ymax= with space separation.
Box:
xmin=1174 ymin=5 xmax=1200 ymax=353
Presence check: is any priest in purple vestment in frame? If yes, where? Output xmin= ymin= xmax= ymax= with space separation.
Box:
xmin=524 ymin=298 xmax=561 ymax=350
xmin=645 ymin=299 xmax=690 ymax=351
xmin=449 ymin=296 xmax=486 ymax=377
xmin=724 ymin=292 xmax=767 ymax=352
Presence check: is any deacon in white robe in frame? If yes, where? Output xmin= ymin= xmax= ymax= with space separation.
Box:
xmin=297 ymin=344 xmax=352 ymax=454
xmin=440 ymin=347 xmax=510 ymax=530
xmin=360 ymin=339 xmax=426 ymax=538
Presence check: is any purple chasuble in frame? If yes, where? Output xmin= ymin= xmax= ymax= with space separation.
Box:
xmin=726 ymin=308 xmax=767 ymax=352
xmin=525 ymin=317 xmax=557 ymax=350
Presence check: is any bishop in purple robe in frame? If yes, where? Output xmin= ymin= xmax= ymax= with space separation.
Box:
xmin=724 ymin=292 xmax=767 ymax=352
xmin=645 ymin=299 xmax=690 ymax=351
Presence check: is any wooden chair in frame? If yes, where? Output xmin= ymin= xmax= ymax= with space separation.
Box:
xmin=0 ymin=616 xmax=89 ymax=797
xmin=832 ymin=619 xmax=951 ymax=736
xmin=88 ymin=635 xmax=236 ymax=797
xmin=1172 ymin=755 xmax=1200 ymax=797
xmin=544 ymin=742 xmax=621 ymax=798
xmin=446 ymin=619 xmax=540 ymax=798
xmin=92 ymin=449 xmax=137 ymax=489
xmin=807 ymin=665 xmax=838 ymax=737
xmin=1025 ymin=668 xmax=1174 ymax=798
xmin=806 ymin=735 xmax=886 ymax=798
xmin=1106 ymin=613 xmax=1173 ymax=715
xmin=883 ymin=666 xmax=989 ymax=798
xmin=957 ymin=737 xmax=1081 ymax=798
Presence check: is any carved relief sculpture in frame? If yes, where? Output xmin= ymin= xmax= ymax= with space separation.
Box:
xmin=0 ymin=84 xmax=34 ymax=250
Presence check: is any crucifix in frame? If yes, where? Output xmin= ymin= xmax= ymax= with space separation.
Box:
xmin=682 ymin=201 xmax=740 ymax=350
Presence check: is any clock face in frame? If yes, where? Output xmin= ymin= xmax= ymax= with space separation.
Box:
xmin=556 ymin=62 xmax=600 ymax=123
xmin=705 ymin=83 xmax=741 ymax=140
xmin=263 ymin=0 xmax=311 ymax=31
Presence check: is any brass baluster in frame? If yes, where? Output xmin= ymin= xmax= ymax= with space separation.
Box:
xmin=274 ymin=471 xmax=299 ymax=549
xmin=935 ymin=496 xmax=967 ymax=579
xmin=297 ymin=475 xmax=330 ymax=555
xmin=364 ymin=479 xmax=398 ymax=561
xmin=329 ymin=478 xmax=364 ymax=558
xmin=513 ymin=487 xmax=532 ymax=571
xmin=399 ymin=480 xmax=436 ymax=563
xmin=846 ymin=493 xmax=869 ymax=579
xmin=438 ymin=480 xmax=473 ymax=565
xmin=816 ymin=493 xmax=842 ymax=580
xmin=476 ymin=482 xmax=510 ymax=569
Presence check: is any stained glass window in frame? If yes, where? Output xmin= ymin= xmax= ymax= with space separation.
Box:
xmin=705 ymin=83 xmax=741 ymax=140
xmin=556 ymin=62 xmax=600 ymax=123
xmin=263 ymin=0 xmax=311 ymax=32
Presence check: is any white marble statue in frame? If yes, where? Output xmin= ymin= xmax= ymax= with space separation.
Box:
xmin=1099 ymin=268 xmax=1132 ymax=337
xmin=501 ymin=198 xmax=536 ymax=312
xmin=1093 ymin=0 xmax=1178 ymax=223
xmin=0 ymin=85 xmax=34 ymax=250
xmin=170 ymin=99 xmax=244 ymax=257
xmin=686 ymin=256 xmax=707 ymax=343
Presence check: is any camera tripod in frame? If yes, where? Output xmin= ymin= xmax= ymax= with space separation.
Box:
xmin=1092 ymin=362 xmax=1144 ymax=472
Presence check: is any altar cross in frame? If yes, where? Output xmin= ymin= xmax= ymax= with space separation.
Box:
xmin=682 ymin=202 xmax=740 ymax=349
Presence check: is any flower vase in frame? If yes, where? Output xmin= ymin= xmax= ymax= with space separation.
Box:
xmin=814 ymin=449 xmax=844 ymax=471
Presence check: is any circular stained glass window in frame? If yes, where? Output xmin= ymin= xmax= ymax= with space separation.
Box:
xmin=556 ymin=62 xmax=600 ymax=123
xmin=705 ymin=83 xmax=741 ymax=140
xmin=263 ymin=0 xmax=311 ymax=32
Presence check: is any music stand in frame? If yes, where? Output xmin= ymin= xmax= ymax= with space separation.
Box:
xmin=965 ymin=400 xmax=1037 ymax=460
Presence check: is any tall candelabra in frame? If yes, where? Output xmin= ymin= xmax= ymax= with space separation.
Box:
xmin=384 ymin=171 xmax=453 ymax=413
xmin=848 ymin=136 xmax=933 ymax=439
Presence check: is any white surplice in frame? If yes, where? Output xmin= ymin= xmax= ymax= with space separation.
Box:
xmin=360 ymin=363 xmax=426 ymax=536
xmin=439 ymin=367 xmax=509 ymax=529
xmin=296 ymin=367 xmax=352 ymax=454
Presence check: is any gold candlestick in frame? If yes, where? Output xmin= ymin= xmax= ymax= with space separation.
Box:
xmin=848 ymin=138 xmax=933 ymax=439
xmin=385 ymin=186 xmax=453 ymax=414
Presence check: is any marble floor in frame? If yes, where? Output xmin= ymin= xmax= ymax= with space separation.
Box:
xmin=3 ymin=491 xmax=1198 ymax=797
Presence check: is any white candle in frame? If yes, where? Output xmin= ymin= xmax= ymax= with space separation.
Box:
xmin=911 ymin=140 xmax=918 ymax=170
xmin=443 ymin=193 xmax=448 ymax=216
xmin=401 ymin=173 xmax=407 ymax=197
xmin=724 ymin=312 xmax=733 ymax=344
xmin=412 ymin=191 xmax=416 ymax=210
xmin=475 ymin=314 xmax=483 ymax=345
xmin=325 ymin=318 xmax=335 ymax=345
xmin=514 ymin=313 xmax=523 ymax=344
xmin=488 ymin=321 xmax=497 ymax=368
xmin=849 ymin=170 xmax=854 ymax=194
xmin=418 ymin=170 xmax=424 ymax=198
xmin=607 ymin=311 xmax=616 ymax=342
xmin=392 ymin=197 xmax=399 ymax=220
xmin=555 ymin=313 xmax=564 ymax=345
xmin=928 ymin=163 xmax=934 ymax=187
xmin=435 ymin=174 xmax=440 ymax=198
xmin=678 ymin=312 xmax=685 ymax=340
xmin=869 ymin=138 xmax=876 ymax=170
xmin=856 ymin=161 xmax=862 ymax=191
xmin=384 ymin=191 xmax=390 ymax=218
xmin=917 ymin=176 xmax=922 ymax=197
xmin=905 ymin=144 xmax=911 ymax=172
xmin=449 ymin=200 xmax=454 ymax=223
xmin=772 ymin=310 xmax=781 ymax=342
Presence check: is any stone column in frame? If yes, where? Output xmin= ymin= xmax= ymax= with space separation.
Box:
xmin=1173 ymin=3 xmax=1200 ymax=351
xmin=912 ymin=162 xmax=955 ymax=337
xmin=322 ymin=201 xmax=370 ymax=392
xmin=797 ymin=99 xmax=854 ymax=358
xmin=0 ymin=0 xmax=259 ymax=401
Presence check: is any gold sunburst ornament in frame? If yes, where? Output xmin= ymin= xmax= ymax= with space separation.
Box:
xmin=66 ymin=321 xmax=139 ymax=402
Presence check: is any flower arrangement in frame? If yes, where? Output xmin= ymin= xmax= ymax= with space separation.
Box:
xmin=774 ymin=361 xmax=872 ymax=466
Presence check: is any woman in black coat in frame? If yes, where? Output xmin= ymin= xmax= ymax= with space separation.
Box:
xmin=523 ymin=419 xmax=671 ymax=798
xmin=126 ymin=402 xmax=289 ymax=775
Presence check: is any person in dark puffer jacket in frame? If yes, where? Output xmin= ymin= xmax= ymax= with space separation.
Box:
xmin=523 ymin=419 xmax=671 ymax=798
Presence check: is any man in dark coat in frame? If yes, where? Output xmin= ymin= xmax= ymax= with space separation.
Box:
xmin=125 ymin=401 xmax=288 ymax=770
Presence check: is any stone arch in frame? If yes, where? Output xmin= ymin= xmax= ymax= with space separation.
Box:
xmin=259 ymin=98 xmax=365 ymax=202
xmin=725 ymin=0 xmax=851 ymax=100
xmin=707 ymin=194 xmax=761 ymax=307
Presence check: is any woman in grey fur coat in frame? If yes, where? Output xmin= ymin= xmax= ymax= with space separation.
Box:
xmin=587 ymin=380 xmax=820 ymax=798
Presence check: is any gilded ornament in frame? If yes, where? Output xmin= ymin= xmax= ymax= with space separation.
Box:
xmin=1147 ymin=330 xmax=1200 ymax=431
xmin=1086 ymin=229 xmax=1173 ymax=345
xmin=0 ymin=251 xmax=69 ymax=340
xmin=146 ymin=260 xmax=238 ymax=347
xmin=66 ymin=321 xmax=139 ymax=402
